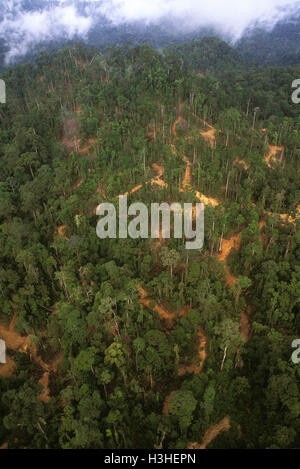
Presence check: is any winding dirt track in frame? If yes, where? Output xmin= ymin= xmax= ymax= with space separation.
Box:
xmin=39 ymin=372 xmax=51 ymax=404
xmin=172 ymin=102 xmax=185 ymax=137
xmin=218 ymin=236 xmax=241 ymax=287
xmin=217 ymin=235 xmax=251 ymax=342
xmin=172 ymin=107 xmax=220 ymax=206
xmin=178 ymin=328 xmax=207 ymax=376
xmin=117 ymin=162 xmax=167 ymax=199
xmin=0 ymin=316 xmax=62 ymax=400
xmin=188 ymin=416 xmax=231 ymax=449
xmin=138 ymin=286 xmax=176 ymax=328
xmin=180 ymin=155 xmax=192 ymax=191
xmin=138 ymin=286 xmax=208 ymax=373
xmin=195 ymin=191 xmax=220 ymax=207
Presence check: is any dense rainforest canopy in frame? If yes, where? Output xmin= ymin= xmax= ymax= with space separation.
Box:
xmin=0 ymin=39 xmax=299 ymax=449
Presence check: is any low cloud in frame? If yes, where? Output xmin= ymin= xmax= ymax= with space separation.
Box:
xmin=0 ymin=1 xmax=93 ymax=63
xmin=0 ymin=0 xmax=299 ymax=63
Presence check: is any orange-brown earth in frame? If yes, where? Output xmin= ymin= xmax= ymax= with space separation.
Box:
xmin=265 ymin=145 xmax=284 ymax=168
xmin=217 ymin=235 xmax=251 ymax=341
xmin=171 ymin=109 xmax=220 ymax=207
xmin=265 ymin=206 xmax=300 ymax=226
xmin=180 ymin=155 xmax=192 ymax=192
xmin=39 ymin=372 xmax=51 ymax=404
xmin=178 ymin=328 xmax=207 ymax=376
xmin=138 ymin=286 xmax=176 ymax=329
xmin=188 ymin=416 xmax=231 ymax=449
xmin=0 ymin=356 xmax=17 ymax=378
xmin=197 ymin=117 xmax=216 ymax=148
xmin=0 ymin=317 xmax=62 ymax=401
xmin=172 ymin=102 xmax=185 ymax=137
xmin=218 ymin=235 xmax=241 ymax=287
xmin=195 ymin=191 xmax=220 ymax=208
xmin=234 ymin=157 xmax=249 ymax=170
xmin=120 ymin=184 xmax=144 ymax=198
xmin=54 ymin=225 xmax=69 ymax=241
xmin=200 ymin=128 xmax=216 ymax=148
xmin=138 ymin=286 xmax=208 ymax=374
xmin=151 ymin=163 xmax=168 ymax=188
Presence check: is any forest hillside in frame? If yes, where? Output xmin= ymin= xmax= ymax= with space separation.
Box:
xmin=0 ymin=42 xmax=299 ymax=449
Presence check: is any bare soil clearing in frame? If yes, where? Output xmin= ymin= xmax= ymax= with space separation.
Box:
xmin=200 ymin=128 xmax=216 ymax=148
xmin=265 ymin=145 xmax=284 ymax=168
xmin=151 ymin=163 xmax=168 ymax=188
xmin=195 ymin=191 xmax=220 ymax=207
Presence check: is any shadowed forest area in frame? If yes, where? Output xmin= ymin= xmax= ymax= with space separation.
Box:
xmin=0 ymin=39 xmax=299 ymax=449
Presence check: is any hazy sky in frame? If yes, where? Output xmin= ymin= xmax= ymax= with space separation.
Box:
xmin=0 ymin=0 xmax=299 ymax=63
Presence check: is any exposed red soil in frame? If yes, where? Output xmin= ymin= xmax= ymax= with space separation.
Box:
xmin=195 ymin=191 xmax=220 ymax=207
xmin=188 ymin=417 xmax=231 ymax=449
xmin=178 ymin=328 xmax=207 ymax=376
xmin=265 ymin=145 xmax=284 ymax=168
xmin=138 ymin=286 xmax=207 ymax=376
xmin=138 ymin=286 xmax=176 ymax=329
xmin=200 ymin=128 xmax=216 ymax=148
xmin=218 ymin=235 xmax=241 ymax=287
xmin=180 ymin=155 xmax=192 ymax=192
xmin=0 ymin=317 xmax=63 ymax=401
xmin=151 ymin=163 xmax=168 ymax=188
xmin=54 ymin=225 xmax=69 ymax=241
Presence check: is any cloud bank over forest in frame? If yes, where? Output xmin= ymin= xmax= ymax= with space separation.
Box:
xmin=0 ymin=0 xmax=299 ymax=63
